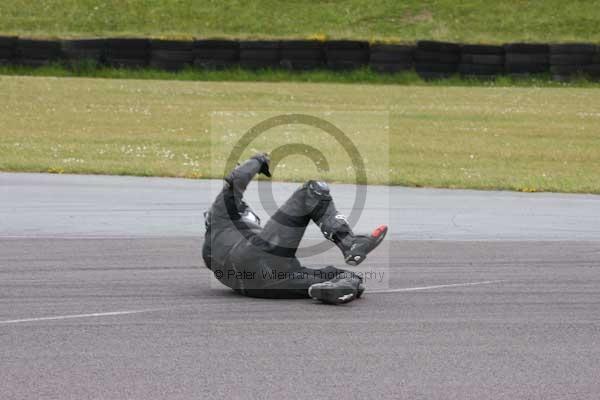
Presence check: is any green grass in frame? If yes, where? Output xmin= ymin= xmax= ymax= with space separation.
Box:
xmin=1 ymin=75 xmax=599 ymax=193
xmin=1 ymin=0 xmax=600 ymax=43
xmin=2 ymin=63 xmax=600 ymax=89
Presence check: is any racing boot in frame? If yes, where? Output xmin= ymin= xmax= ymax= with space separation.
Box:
xmin=308 ymin=274 xmax=363 ymax=305
xmin=304 ymin=180 xmax=388 ymax=266
xmin=319 ymin=213 xmax=388 ymax=266
xmin=357 ymin=282 xmax=366 ymax=299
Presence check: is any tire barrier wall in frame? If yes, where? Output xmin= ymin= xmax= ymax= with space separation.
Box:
xmin=2 ymin=36 xmax=600 ymax=80
xmin=0 ymin=36 xmax=17 ymax=65
xmin=61 ymin=38 xmax=106 ymax=67
xmin=150 ymin=39 xmax=194 ymax=71
xmin=280 ymin=40 xmax=324 ymax=70
xmin=370 ymin=44 xmax=413 ymax=73
xmin=193 ymin=40 xmax=238 ymax=69
xmin=504 ymin=43 xmax=549 ymax=77
xmin=324 ymin=40 xmax=369 ymax=70
xmin=459 ymin=44 xmax=504 ymax=80
xmin=415 ymin=40 xmax=461 ymax=80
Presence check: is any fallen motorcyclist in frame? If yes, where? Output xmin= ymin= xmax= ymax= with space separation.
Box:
xmin=202 ymin=153 xmax=387 ymax=304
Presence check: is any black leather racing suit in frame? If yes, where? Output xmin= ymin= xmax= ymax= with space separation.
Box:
xmin=202 ymin=157 xmax=356 ymax=299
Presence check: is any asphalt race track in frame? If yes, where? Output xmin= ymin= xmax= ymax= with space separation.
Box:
xmin=1 ymin=173 xmax=599 ymax=399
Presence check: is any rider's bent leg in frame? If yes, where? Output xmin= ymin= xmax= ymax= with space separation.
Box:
xmin=259 ymin=180 xmax=387 ymax=265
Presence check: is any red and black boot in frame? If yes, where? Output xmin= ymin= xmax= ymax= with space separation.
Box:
xmin=320 ymin=214 xmax=388 ymax=266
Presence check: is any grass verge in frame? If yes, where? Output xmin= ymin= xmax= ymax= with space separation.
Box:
xmin=1 ymin=1 xmax=600 ymax=43
xmin=1 ymin=63 xmax=600 ymax=89
xmin=1 ymin=75 xmax=599 ymax=193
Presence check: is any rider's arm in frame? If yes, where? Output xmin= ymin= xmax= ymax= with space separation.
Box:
xmin=220 ymin=154 xmax=271 ymax=219
xmin=225 ymin=157 xmax=264 ymax=196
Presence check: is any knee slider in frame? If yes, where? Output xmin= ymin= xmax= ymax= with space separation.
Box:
xmin=304 ymin=180 xmax=332 ymax=222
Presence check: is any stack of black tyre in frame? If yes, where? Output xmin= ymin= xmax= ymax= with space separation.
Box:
xmin=415 ymin=40 xmax=461 ymax=79
xmin=279 ymin=40 xmax=324 ymax=70
xmin=15 ymin=39 xmax=62 ymax=67
xmin=585 ymin=46 xmax=600 ymax=80
xmin=193 ymin=39 xmax=239 ymax=69
xmin=369 ymin=44 xmax=414 ymax=73
xmin=504 ymin=43 xmax=549 ymax=77
xmin=459 ymin=44 xmax=505 ymax=79
xmin=61 ymin=39 xmax=106 ymax=67
xmin=149 ymin=40 xmax=194 ymax=71
xmin=0 ymin=36 xmax=17 ymax=65
xmin=549 ymin=44 xmax=596 ymax=81
xmin=324 ymin=40 xmax=369 ymax=70
xmin=239 ymin=41 xmax=280 ymax=69
xmin=105 ymin=38 xmax=149 ymax=68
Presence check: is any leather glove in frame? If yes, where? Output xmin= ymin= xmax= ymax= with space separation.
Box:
xmin=251 ymin=153 xmax=272 ymax=177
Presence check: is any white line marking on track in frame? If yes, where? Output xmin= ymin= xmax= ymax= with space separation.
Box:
xmin=366 ymin=280 xmax=504 ymax=294
xmin=0 ymin=282 xmax=505 ymax=323
xmin=0 ymin=308 xmax=167 ymax=325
